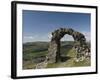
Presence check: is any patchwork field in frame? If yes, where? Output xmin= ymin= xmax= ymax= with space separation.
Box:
xmin=23 ymin=41 xmax=90 ymax=69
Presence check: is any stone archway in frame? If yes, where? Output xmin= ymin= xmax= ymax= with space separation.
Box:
xmin=47 ymin=28 xmax=88 ymax=63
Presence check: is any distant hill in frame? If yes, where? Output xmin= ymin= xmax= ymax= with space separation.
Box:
xmin=23 ymin=41 xmax=90 ymax=69
xmin=23 ymin=42 xmax=49 ymax=54
xmin=23 ymin=41 xmax=75 ymax=54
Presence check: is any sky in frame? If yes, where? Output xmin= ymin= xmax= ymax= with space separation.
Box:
xmin=22 ymin=10 xmax=91 ymax=43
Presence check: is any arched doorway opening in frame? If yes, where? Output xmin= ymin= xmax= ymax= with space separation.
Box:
xmin=60 ymin=34 xmax=74 ymax=62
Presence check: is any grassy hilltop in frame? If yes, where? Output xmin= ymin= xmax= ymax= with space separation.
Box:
xmin=23 ymin=41 xmax=90 ymax=69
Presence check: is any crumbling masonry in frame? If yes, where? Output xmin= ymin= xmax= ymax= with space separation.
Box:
xmin=47 ymin=28 xmax=88 ymax=63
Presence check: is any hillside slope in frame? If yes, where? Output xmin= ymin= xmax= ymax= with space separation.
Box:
xmin=23 ymin=41 xmax=90 ymax=69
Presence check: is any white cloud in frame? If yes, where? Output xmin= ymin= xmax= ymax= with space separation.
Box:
xmin=23 ymin=31 xmax=90 ymax=43
xmin=81 ymin=31 xmax=91 ymax=42
xmin=48 ymin=33 xmax=52 ymax=39
xmin=23 ymin=35 xmax=38 ymax=43
xmin=23 ymin=34 xmax=51 ymax=42
xmin=61 ymin=34 xmax=74 ymax=41
xmin=24 ymin=36 xmax=37 ymax=39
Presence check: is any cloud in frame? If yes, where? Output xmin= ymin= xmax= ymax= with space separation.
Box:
xmin=23 ymin=34 xmax=51 ymax=42
xmin=24 ymin=36 xmax=37 ymax=39
xmin=23 ymin=31 xmax=90 ymax=43
xmin=23 ymin=35 xmax=38 ymax=43
xmin=81 ymin=31 xmax=91 ymax=42
xmin=61 ymin=34 xmax=74 ymax=41
xmin=48 ymin=33 xmax=52 ymax=39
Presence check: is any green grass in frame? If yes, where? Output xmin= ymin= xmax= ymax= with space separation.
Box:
xmin=23 ymin=41 xmax=91 ymax=69
xmin=46 ymin=48 xmax=91 ymax=68
xmin=23 ymin=61 xmax=36 ymax=69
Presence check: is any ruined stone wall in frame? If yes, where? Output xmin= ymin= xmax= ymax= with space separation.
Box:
xmin=47 ymin=28 xmax=88 ymax=63
xmin=35 ymin=28 xmax=89 ymax=69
